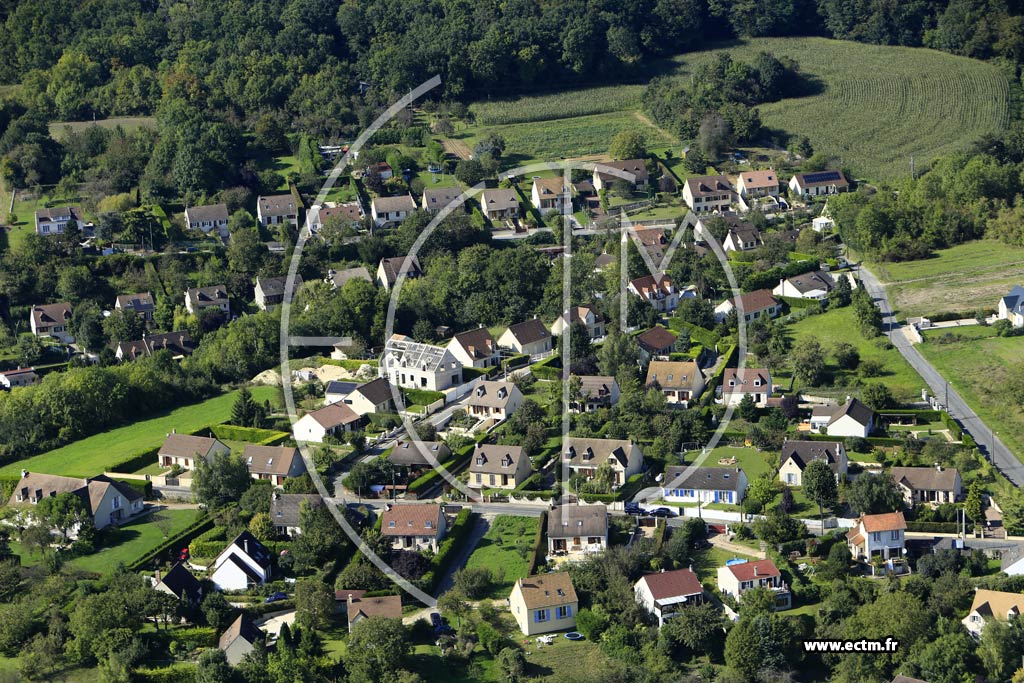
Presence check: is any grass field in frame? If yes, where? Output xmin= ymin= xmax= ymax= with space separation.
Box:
xmin=469 ymin=85 xmax=646 ymax=126
xmin=669 ymin=37 xmax=1009 ymax=180
xmin=0 ymin=386 xmax=278 ymax=477
xmin=68 ymin=508 xmax=200 ymax=573
xmin=783 ymin=306 xmax=925 ymax=401
xmin=47 ymin=116 xmax=156 ymax=140
xmin=917 ymin=328 xmax=1024 ymax=460
xmin=867 ymin=240 xmax=1024 ymax=318
xmin=464 ymin=516 xmax=538 ymax=599
xmin=684 ymin=446 xmax=774 ymax=481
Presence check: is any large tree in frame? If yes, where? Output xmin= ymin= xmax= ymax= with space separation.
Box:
xmin=802 ymin=459 xmax=839 ymax=530
xmin=191 ymin=452 xmax=252 ymax=508
xmin=847 ymin=472 xmax=904 ymax=515
xmin=345 ymin=618 xmax=411 ymax=683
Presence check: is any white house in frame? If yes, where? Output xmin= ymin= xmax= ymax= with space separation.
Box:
xmin=211 ymin=531 xmax=272 ymax=591
xmin=30 ymin=302 xmax=73 ymax=343
xmin=551 ymin=306 xmax=605 ymax=340
xmin=293 ymin=402 xmax=362 ymax=442
xmin=308 ymin=202 xmax=362 ymax=232
xmin=683 ymin=175 xmax=733 ymax=213
xmin=571 ymin=375 xmax=621 ymax=413
xmin=34 ymin=206 xmax=85 ymax=236
xmin=723 ymin=226 xmax=762 ymax=252
xmin=371 ymin=194 xmax=417 ymax=227
xmin=509 ymin=572 xmax=578 ymax=636
xmin=257 ymin=194 xmax=300 ymax=229
xmin=962 ymin=589 xmax=1024 ymax=638
xmin=498 ymin=319 xmax=553 ymax=358
xmin=714 ymin=290 xmax=781 ymax=323
xmin=779 ymin=440 xmax=847 ymax=486
xmin=773 ymin=271 xmax=834 ymax=300
xmin=735 ymin=170 xmax=779 ymax=199
xmin=255 ymin=275 xmax=301 ymax=311
xmin=244 ymin=445 xmax=306 ymax=487
xmin=376 ymin=255 xmax=423 ymax=291
xmin=421 ymin=187 xmax=463 ymax=213
xmin=158 ymin=433 xmax=230 ymax=469
xmin=114 ymin=292 xmax=156 ymax=322
xmin=447 ymin=327 xmax=501 ymax=369
xmin=998 ymin=285 xmax=1024 ymax=327
xmin=662 ymin=466 xmax=747 ymax=505
xmin=645 ymin=360 xmax=705 ymax=406
xmin=381 ymin=334 xmax=463 ymax=392
xmin=480 ymin=188 xmax=521 ymax=221
xmin=788 ymin=170 xmax=850 ymax=197
xmin=721 ymin=368 xmax=772 ymax=406
xmin=846 ymin=511 xmax=906 ymax=563
xmin=184 ymin=203 xmax=229 ymax=237
xmin=531 ymin=177 xmax=570 ymax=215
xmin=8 ymin=471 xmax=144 ymax=531
xmin=466 ymin=380 xmax=523 ymax=421
xmin=717 ymin=559 xmax=791 ymax=610
xmin=562 ymin=438 xmax=644 ymax=489
xmin=889 ymin=466 xmax=962 ymax=506
xmin=468 ymin=444 xmax=532 ymax=490
xmin=184 ymin=285 xmax=229 ymax=316
xmin=380 ymin=503 xmax=447 ymax=552
xmin=328 ymin=377 xmax=394 ymax=415
xmin=0 ymin=368 xmax=39 ymax=389
xmin=593 ymin=159 xmax=649 ymax=191
xmin=548 ymin=504 xmax=608 ymax=556
xmin=628 ymin=274 xmax=680 ymax=313
xmin=810 ymin=398 xmax=875 ymax=437
xmin=634 ymin=569 xmax=705 ymax=627
xmin=812 ymin=216 xmax=834 ymax=232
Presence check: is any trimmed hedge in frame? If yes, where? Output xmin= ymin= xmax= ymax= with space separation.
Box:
xmin=244 ymin=599 xmax=297 ymax=618
xmin=112 ymin=477 xmax=153 ymax=500
xmin=210 ymin=424 xmax=290 ymax=445
xmin=167 ymin=627 xmax=217 ymax=648
xmin=401 ymin=387 xmax=446 ymax=406
xmin=906 ymin=521 xmax=960 ymax=533
xmin=502 ymin=354 xmax=530 ymax=370
xmin=530 ymin=355 xmax=562 ymax=381
xmin=129 ymin=513 xmax=213 ymax=571
xmin=421 ymin=508 xmax=475 ymax=592
xmin=109 ymin=446 xmax=162 ymax=474
xmin=525 ymin=510 xmax=548 ymax=575
xmin=137 ymin=665 xmax=197 ymax=683
xmin=407 ymin=443 xmax=475 ymax=496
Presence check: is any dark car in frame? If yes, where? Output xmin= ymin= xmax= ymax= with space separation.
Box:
xmin=430 ymin=612 xmax=452 ymax=635
xmin=648 ymin=507 xmax=674 ymax=518
xmin=265 ymin=592 xmax=288 ymax=604
xmin=624 ymin=502 xmax=641 ymax=515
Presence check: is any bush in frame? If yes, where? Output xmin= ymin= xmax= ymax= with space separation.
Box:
xmin=420 ymin=508 xmax=474 ymax=592
xmin=136 ymin=665 xmax=198 ymax=683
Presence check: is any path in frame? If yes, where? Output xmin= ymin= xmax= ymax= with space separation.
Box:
xmin=709 ymin=534 xmax=765 ymax=560
xmin=255 ymin=609 xmax=295 ymax=637
xmin=632 ymin=111 xmax=679 ymax=146
xmin=857 ymin=264 xmax=1024 ymax=486
xmin=435 ymin=514 xmax=491 ymax=594
xmin=442 ymin=139 xmax=472 ymax=160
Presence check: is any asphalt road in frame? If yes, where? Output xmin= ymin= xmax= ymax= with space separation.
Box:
xmin=856 ymin=265 xmax=1024 ymax=487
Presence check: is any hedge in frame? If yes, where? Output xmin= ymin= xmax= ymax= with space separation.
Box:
xmin=108 ymin=446 xmax=162 ymax=474
xmin=401 ymin=387 xmax=445 ymax=406
xmin=778 ymin=295 xmax=823 ymax=311
xmin=502 ymin=354 xmax=530 ymax=370
xmin=421 ymin=508 xmax=475 ymax=592
xmin=879 ymin=410 xmax=942 ymax=420
xmin=244 ymin=599 xmax=297 ymax=618
xmin=407 ymin=445 xmax=474 ymax=497
xmin=129 ymin=513 xmax=213 ymax=571
xmin=530 ymin=355 xmax=562 ymax=381
xmin=136 ymin=665 xmax=197 ymax=683
xmin=463 ymin=366 xmax=500 ymax=381
xmin=513 ymin=472 xmax=543 ymax=493
xmin=525 ymin=510 xmax=548 ymax=575
xmin=210 ymin=424 xmax=290 ymax=445
xmin=112 ymin=477 xmax=153 ymax=500
xmin=906 ymin=521 xmax=960 ymax=533
xmin=166 ymin=627 xmax=217 ymax=648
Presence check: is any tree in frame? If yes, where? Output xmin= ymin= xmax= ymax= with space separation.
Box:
xmin=496 ymin=647 xmax=526 ymax=682
xmin=295 ymin=577 xmax=333 ymax=631
xmin=832 ymin=341 xmax=860 ymax=370
xmin=609 ymin=130 xmax=647 ymax=160
xmin=802 ymin=459 xmax=838 ymax=528
xmin=248 ymin=513 xmax=275 ymax=542
xmin=964 ymin=480 xmax=984 ymax=524
xmin=861 ymin=383 xmax=895 ymax=410
xmin=35 ymin=492 xmax=88 ymax=542
xmin=661 ymin=602 xmax=724 ymax=657
xmin=201 ymin=592 xmax=235 ymax=631
xmin=15 ymin=335 xmax=45 ymax=367
xmin=820 ymin=541 xmax=850 ymax=581
xmin=830 ymin=274 xmax=852 ymax=307
xmin=102 ymin=308 xmax=144 ymax=344
xmin=792 ymin=337 xmax=827 ymax=386
xmin=697 ymin=112 xmax=731 ymax=160
xmin=231 ymin=387 xmax=264 ymax=428
xmin=436 ymin=590 xmax=470 ymax=629
xmin=745 ymin=475 xmax=779 ymax=514
xmin=453 ymin=567 xmax=492 ymax=599
xmin=737 ymin=393 xmax=758 ymax=421
xmin=345 ymin=617 xmax=410 ymax=683
xmin=847 ymin=472 xmax=904 ymax=515
xmin=192 ymin=452 xmax=252 ymax=508
xmin=195 ymin=648 xmax=232 ymax=683
xmin=779 ymin=486 xmax=795 ymax=514
xmin=979 ymin=619 xmax=1024 ymax=683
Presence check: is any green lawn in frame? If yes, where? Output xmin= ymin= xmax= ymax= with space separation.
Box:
xmin=683 ymin=446 xmax=775 ymax=481
xmin=692 ymin=546 xmax=757 ymax=588
xmin=0 ymin=386 xmax=278 ymax=477
xmin=783 ymin=306 xmax=925 ymax=401
xmin=464 ymin=516 xmax=538 ymax=599
xmin=917 ymin=332 xmax=1024 ymax=463
xmin=67 ymin=508 xmax=200 ymax=574
xmin=868 ymin=240 xmax=1024 ymax=318
xmin=47 ymin=116 xmax=156 ymax=141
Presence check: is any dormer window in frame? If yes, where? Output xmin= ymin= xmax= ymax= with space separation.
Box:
xmin=425 ymin=521 xmax=433 ymax=529
xmin=501 ymin=455 xmax=513 ymax=468
xmin=729 ymin=380 xmax=736 ymax=386
xmin=407 ymin=520 xmax=414 ymax=527
xmin=388 ymin=520 xmax=396 ymax=528
xmin=584 ymin=447 xmax=594 ymax=461
xmin=475 ymin=456 xmax=486 ymax=466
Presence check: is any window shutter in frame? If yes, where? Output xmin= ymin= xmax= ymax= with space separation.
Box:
xmin=565 ymin=605 xmax=572 ymax=617
xmin=545 ymin=609 xmax=551 ymax=621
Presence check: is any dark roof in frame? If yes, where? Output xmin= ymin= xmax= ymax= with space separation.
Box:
xmin=157 ymin=562 xmax=202 ymax=601
xmin=35 ymin=206 xmax=82 ymax=222
xmin=781 ymin=440 xmax=844 ymax=472
xmin=219 ymin=614 xmax=264 ymax=651
xmin=116 ymin=331 xmax=195 ymax=360
xmin=638 ymin=568 xmax=703 ymax=600
xmin=891 ymin=676 xmax=929 ymax=683
xmin=305 ymin=401 xmax=362 ymax=429
xmin=331 ymin=266 xmax=373 ymax=288
xmin=664 ymin=466 xmax=745 ymax=492
xmin=325 ymin=381 xmax=359 ymax=396
xmin=31 ymin=302 xmax=72 ymax=327
xmin=505 ymin=318 xmax=549 ymax=346
xmin=889 ymin=467 xmax=960 ymax=492
xmin=783 ymin=270 xmax=834 ymax=294
xmin=270 ymin=493 xmax=322 ymax=529
xmin=223 ymin=553 xmax=266 ymax=584
xmin=353 ymin=377 xmax=394 ymax=406
xmin=389 ymin=440 xmax=451 ymax=466
xmin=185 ymin=203 xmax=229 ymax=223
xmin=471 ymin=444 xmax=528 ymax=475
xmin=258 ymin=194 xmax=299 ymax=217
xmin=548 ymin=504 xmax=608 ymax=538
xmin=793 ymin=170 xmax=849 ymax=189
xmin=637 ymin=326 xmax=678 ymax=354
xmin=563 ymin=438 xmax=635 ymax=469
xmin=829 ymin=398 xmax=874 ymax=427
xmin=159 ymin=434 xmax=224 ymax=459
xmin=378 ymin=256 xmax=422 ymax=286
xmin=115 ymin=292 xmax=155 ymax=313
xmin=256 ymin=276 xmax=297 ymax=299
xmin=223 ymin=531 xmax=272 ymax=569
xmin=186 ymin=285 xmax=228 ymax=308
xmin=685 ymin=175 xmax=732 ymax=198
xmin=597 ymin=159 xmax=649 ymax=184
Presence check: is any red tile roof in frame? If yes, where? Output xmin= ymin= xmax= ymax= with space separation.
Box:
xmin=723 ymin=559 xmax=781 ymax=581
xmin=639 ymin=568 xmax=703 ymax=600
xmin=860 ymin=511 xmax=907 ymax=533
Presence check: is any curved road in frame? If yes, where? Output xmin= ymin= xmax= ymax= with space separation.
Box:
xmin=857 ymin=265 xmax=1024 ymax=487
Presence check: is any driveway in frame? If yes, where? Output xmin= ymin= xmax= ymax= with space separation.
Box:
xmin=255 ymin=609 xmax=295 ymax=637
xmin=857 ymin=265 xmax=1024 ymax=486
xmin=435 ymin=514 xmax=491 ymax=594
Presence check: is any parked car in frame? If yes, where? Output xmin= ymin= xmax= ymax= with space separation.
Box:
xmin=647 ymin=507 xmax=674 ymax=518
xmin=624 ymin=502 xmax=641 ymax=515
xmin=430 ymin=611 xmax=452 ymax=635
xmin=265 ymin=592 xmax=288 ymax=604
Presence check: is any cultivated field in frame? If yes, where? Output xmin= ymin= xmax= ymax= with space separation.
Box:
xmin=669 ymin=37 xmax=1009 ymax=180
xmin=868 ymin=240 xmax=1024 ymax=318
xmin=0 ymin=386 xmax=278 ymax=477
xmin=47 ymin=116 xmax=156 ymax=140
xmin=469 ymin=85 xmax=646 ymax=125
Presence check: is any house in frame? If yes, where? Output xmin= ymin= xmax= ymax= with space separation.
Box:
xmin=154 ymin=563 xmax=203 ymax=604
xmin=308 ymin=202 xmax=362 ymax=232
xmin=469 ymin=444 xmax=532 ymax=489
xmin=723 ymin=226 xmax=762 ymax=252
xmin=329 ymin=266 xmax=374 ymax=290
xmin=466 ymin=380 xmax=523 ymax=421
xmin=257 ymin=194 xmax=300 ymax=229
xmin=812 ymin=216 xmax=834 ymax=232
xmin=0 ymin=368 xmax=39 ymax=389
xmin=788 ymin=170 xmax=850 ymax=197
xmin=628 ymin=274 xmax=680 ymax=313
xmin=184 ymin=203 xmax=229 ymax=236
xmin=571 ymin=375 xmax=620 ymax=413
xmin=509 ymin=572 xmax=578 ymax=636
xmin=773 ymin=271 xmax=835 ymax=300
xmin=346 ymin=593 xmax=402 ymax=632
xmin=890 ymin=466 xmax=962 ymax=506
xmin=115 ymin=331 xmax=195 ymax=361
xmin=631 ymin=227 xmax=669 ymax=263
xmin=779 ymin=439 xmax=848 ymax=486
xmin=421 ymin=187 xmax=463 ymax=213
xmin=480 ymin=188 xmax=520 ymax=221
xmin=735 ymin=170 xmax=780 ymax=199
xmin=634 ymin=568 xmax=705 ymax=626
xmin=219 ymin=614 xmax=264 ymax=666
xmin=340 ymin=377 xmax=394 ymax=415
xmin=371 ymin=194 xmax=417 ymax=227
xmin=717 ymin=559 xmax=791 ymax=610
xmin=811 ymin=398 xmax=875 ymax=437
xmin=846 ymin=511 xmax=907 ymax=563
xmin=662 ymin=466 xmax=747 ymax=505
xmin=548 ymin=505 xmax=608 ymax=555
xmin=34 ymin=206 xmax=84 ymax=235
xmin=593 ymin=159 xmax=649 ymax=191
xmin=114 ymin=292 xmax=156 ymax=322
xmin=381 ymin=334 xmax=463 ymax=391
xmin=380 ymin=503 xmax=446 ymax=551
xmin=683 ymin=175 xmax=733 ymax=213
xmin=255 ymin=275 xmax=301 ymax=311
xmin=447 ymin=327 xmax=501 ymax=369
xmin=721 ymin=368 xmax=773 ymax=406
xmin=30 ymin=302 xmax=73 ymax=343
xmin=551 ymin=306 xmax=605 ymax=339
xmin=211 ymin=531 xmax=272 ymax=591
xmin=269 ymin=492 xmax=322 ymax=537
xmin=962 ymin=589 xmax=1024 ymax=638
xmin=636 ymin=326 xmax=679 ymax=363
xmin=498 ymin=319 xmax=553 ymax=358
xmin=158 ymin=433 xmax=230 ymax=469
xmin=324 ymin=381 xmax=359 ymax=406
xmin=388 ymin=440 xmax=451 ymax=475
xmin=562 ymin=437 xmax=644 ymax=489
xmin=714 ymin=289 xmax=781 ymax=323
xmin=531 ymin=177 xmax=570 ymax=215
xmin=369 ymin=161 xmax=394 ymax=180
xmin=292 ymin=402 xmax=362 ymax=442
xmin=891 ymin=677 xmax=929 ymax=683
xmin=376 ymin=255 xmax=423 ymax=291
xmin=184 ymin=285 xmax=229 ymax=316
xmin=646 ymin=360 xmax=705 ymax=406
xmin=998 ymin=285 xmax=1024 ymax=327
xmin=8 ymin=471 xmax=144 ymax=530
xmin=244 ymin=445 xmax=306 ymax=486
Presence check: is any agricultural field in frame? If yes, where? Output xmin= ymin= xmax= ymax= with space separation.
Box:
xmin=463 ymin=515 xmax=538 ymax=599
xmin=469 ymin=85 xmax=646 ymax=125
xmin=916 ymin=326 xmax=1024 ymax=461
xmin=668 ymin=37 xmax=1009 ymax=180
xmin=866 ymin=240 xmax=1024 ymax=318
xmin=47 ymin=116 xmax=156 ymax=141
xmin=0 ymin=386 xmax=278 ymax=478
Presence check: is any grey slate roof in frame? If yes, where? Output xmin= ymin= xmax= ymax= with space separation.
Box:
xmin=184 ymin=203 xmax=228 ymax=224
xmin=353 ymin=377 xmax=394 ymax=406
xmin=389 ymin=440 xmax=451 ymax=467
xmin=828 ymin=398 xmax=874 ymax=427
xmin=664 ymin=466 xmax=745 ymax=492
xmin=783 ymin=270 xmax=834 ymax=294
xmin=1002 ymin=285 xmax=1024 ymax=315
xmin=470 ymin=444 xmax=528 ymax=476
xmin=331 ymin=266 xmax=374 ymax=288
xmin=780 ymin=440 xmax=843 ymax=471
xmin=269 ymin=493 xmax=322 ymax=529
xmin=548 ymin=504 xmax=608 ymax=538
xmin=563 ymin=437 xmax=634 ymax=468
xmin=116 ymin=292 xmax=155 ymax=313
xmin=889 ymin=467 xmax=960 ymax=492
xmin=157 ymin=562 xmax=202 ymax=601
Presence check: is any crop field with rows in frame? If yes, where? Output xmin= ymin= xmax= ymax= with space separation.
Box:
xmin=469 ymin=84 xmax=645 ymax=125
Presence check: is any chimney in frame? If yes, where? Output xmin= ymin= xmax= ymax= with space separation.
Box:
xmin=244 ymin=539 xmax=249 ymax=554
xmin=935 ymin=463 xmax=942 ymax=472
xmin=754 ymin=565 xmax=759 ymax=576
xmin=154 ymin=568 xmax=162 ymax=584
xmin=20 ymin=469 xmax=27 ymax=479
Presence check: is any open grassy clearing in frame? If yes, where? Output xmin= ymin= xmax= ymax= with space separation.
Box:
xmin=469 ymin=85 xmax=646 ymax=125
xmin=0 ymin=386 xmax=278 ymax=477
xmin=684 ymin=446 xmax=773 ymax=480
xmin=47 ymin=116 xmax=156 ymax=140
xmin=669 ymin=37 xmax=1009 ymax=180
xmin=867 ymin=240 xmax=1024 ymax=318
xmin=68 ymin=509 xmax=200 ymax=573
xmin=917 ymin=330 xmax=1024 ymax=460
xmin=783 ymin=306 xmax=925 ymax=402
xmin=464 ymin=515 xmax=538 ymax=599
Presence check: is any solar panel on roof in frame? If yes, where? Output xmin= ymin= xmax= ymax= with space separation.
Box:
xmin=802 ymin=171 xmax=842 ymax=184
